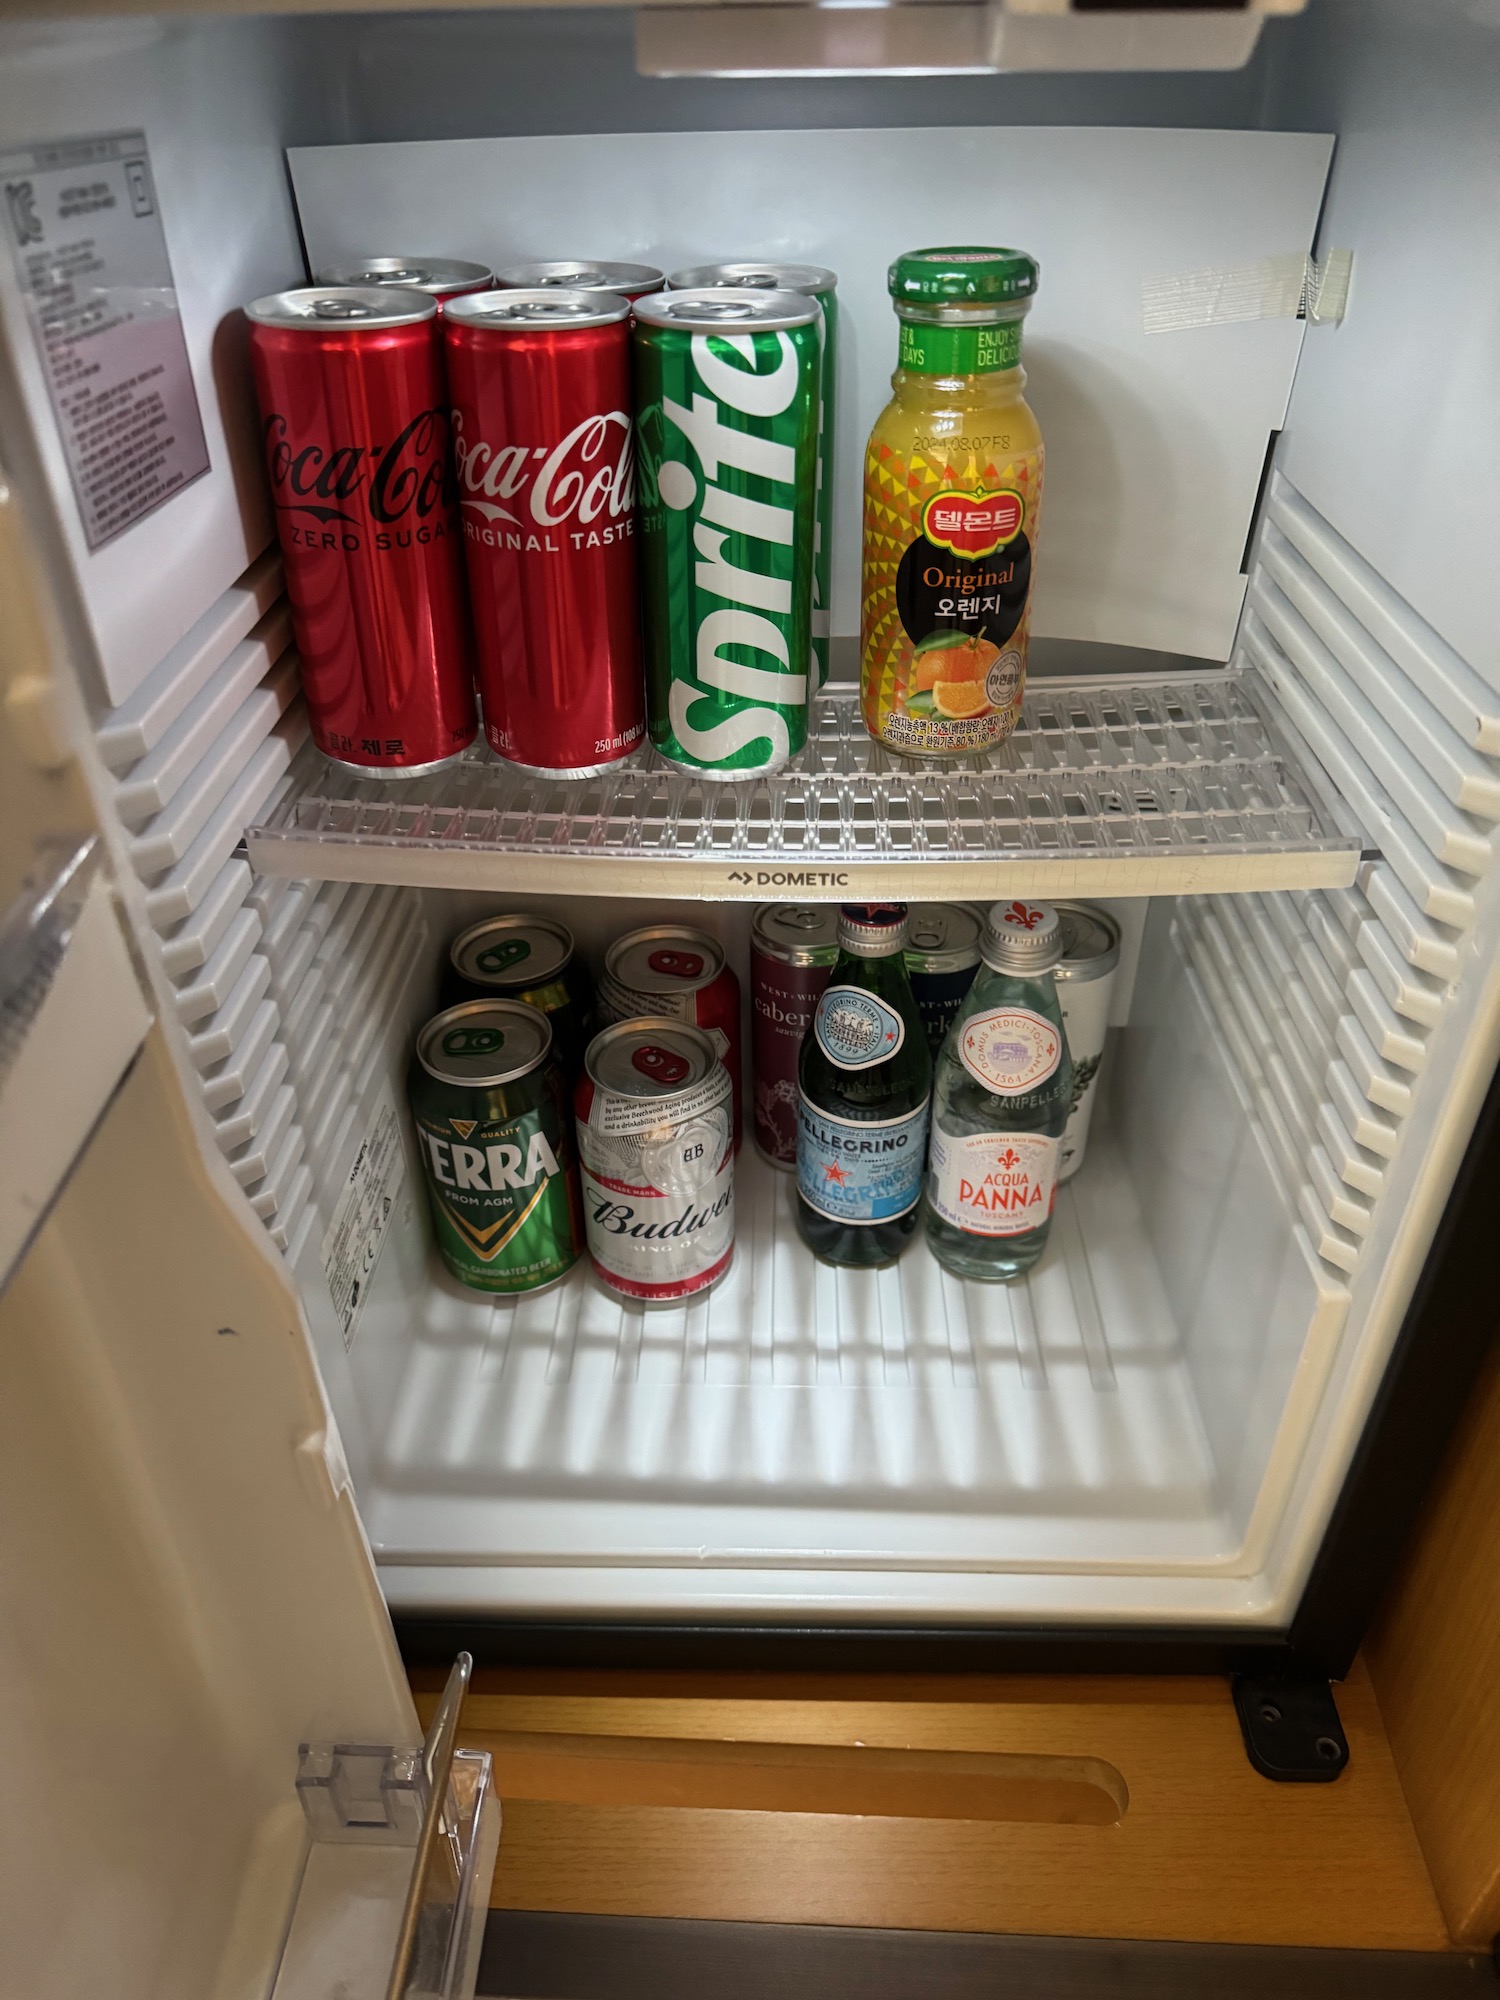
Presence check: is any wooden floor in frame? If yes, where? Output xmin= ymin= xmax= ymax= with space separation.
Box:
xmin=413 ymin=1657 xmax=1451 ymax=1951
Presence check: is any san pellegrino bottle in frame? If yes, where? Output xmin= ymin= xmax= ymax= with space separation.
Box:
xmin=796 ymin=904 xmax=932 ymax=1267
xmin=925 ymin=898 xmax=1073 ymax=1281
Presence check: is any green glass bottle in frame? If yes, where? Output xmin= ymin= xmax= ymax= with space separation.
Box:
xmin=925 ymin=898 xmax=1073 ymax=1282
xmin=795 ymin=904 xmax=932 ymax=1267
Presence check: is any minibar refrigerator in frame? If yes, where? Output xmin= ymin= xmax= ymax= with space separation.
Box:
xmin=0 ymin=0 xmax=1496 ymax=1993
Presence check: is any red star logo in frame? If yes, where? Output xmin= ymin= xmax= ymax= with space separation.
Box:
xmin=824 ymin=1162 xmax=849 ymax=1185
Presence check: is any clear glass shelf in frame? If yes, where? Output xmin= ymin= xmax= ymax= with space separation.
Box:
xmin=245 ymin=669 xmax=1364 ymax=900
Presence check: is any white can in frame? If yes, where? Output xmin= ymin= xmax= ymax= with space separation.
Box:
xmin=1053 ymin=902 xmax=1121 ymax=1183
xmin=575 ymin=1017 xmax=734 ymax=1304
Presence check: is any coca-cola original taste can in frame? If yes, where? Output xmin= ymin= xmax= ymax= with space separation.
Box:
xmin=575 ymin=1018 xmax=735 ymax=1304
xmin=246 ymin=288 xmax=477 ymax=777
xmin=444 ymin=289 xmax=645 ymax=777
xmin=596 ymin=924 xmax=742 ymax=1148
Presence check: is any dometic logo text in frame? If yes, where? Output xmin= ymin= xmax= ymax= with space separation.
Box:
xmin=658 ymin=333 xmax=806 ymax=765
xmin=419 ymin=1129 xmax=560 ymax=1192
xmin=726 ymin=868 xmax=849 ymax=888
xmin=451 ymin=409 xmax=634 ymax=547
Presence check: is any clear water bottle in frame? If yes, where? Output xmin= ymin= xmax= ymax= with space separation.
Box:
xmin=925 ymin=898 xmax=1073 ymax=1282
xmin=796 ymin=904 xmax=932 ymax=1268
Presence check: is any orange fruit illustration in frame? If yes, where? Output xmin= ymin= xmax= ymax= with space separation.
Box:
xmin=912 ymin=636 xmax=1001 ymax=693
xmin=933 ymin=680 xmax=991 ymax=719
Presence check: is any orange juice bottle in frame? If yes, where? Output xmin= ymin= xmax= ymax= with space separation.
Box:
xmin=862 ymin=247 xmax=1043 ymax=758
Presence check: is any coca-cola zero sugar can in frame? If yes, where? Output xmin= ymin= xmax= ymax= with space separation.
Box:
xmin=596 ymin=924 xmax=742 ymax=1149
xmin=246 ymin=287 xmax=477 ymax=777
xmin=444 ymin=289 xmax=645 ymax=777
xmin=316 ymin=256 xmax=494 ymax=308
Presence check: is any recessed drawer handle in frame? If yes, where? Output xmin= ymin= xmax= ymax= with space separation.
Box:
xmin=481 ymin=1729 xmax=1127 ymax=1826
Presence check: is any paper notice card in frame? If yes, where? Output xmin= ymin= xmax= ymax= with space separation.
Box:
xmin=1 ymin=130 xmax=210 ymax=548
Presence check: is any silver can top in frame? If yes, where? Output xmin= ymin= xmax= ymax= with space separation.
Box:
xmin=633 ymin=286 xmax=820 ymax=334
xmin=450 ymin=914 xmax=574 ymax=990
xmin=493 ymin=259 xmax=664 ymax=296
xmin=980 ymin=899 xmax=1063 ymax=975
xmin=904 ymin=902 xmax=983 ymax=975
xmin=444 ymin=286 xmax=631 ymax=331
xmin=1054 ymin=901 xmax=1122 ymax=983
xmin=415 ymin=999 xmax=553 ymax=1087
xmin=668 ymin=260 xmax=837 ymax=299
xmin=585 ymin=1017 xmax=724 ymax=1103
xmin=246 ymin=286 xmax=436 ymax=332
xmin=605 ymin=925 xmax=725 ymax=997
xmin=837 ymin=903 xmax=909 ymax=958
xmin=751 ymin=904 xmax=840 ymax=968
xmin=314 ymin=256 xmax=493 ymax=296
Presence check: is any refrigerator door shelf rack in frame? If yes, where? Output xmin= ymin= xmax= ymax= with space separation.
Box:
xmin=244 ymin=669 xmax=1365 ymax=901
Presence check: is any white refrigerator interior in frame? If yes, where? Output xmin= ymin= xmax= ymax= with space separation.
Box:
xmin=1 ymin=0 xmax=1499 ymax=1833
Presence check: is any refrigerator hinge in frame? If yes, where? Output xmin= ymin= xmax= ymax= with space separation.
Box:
xmin=1232 ymin=1674 xmax=1349 ymax=1782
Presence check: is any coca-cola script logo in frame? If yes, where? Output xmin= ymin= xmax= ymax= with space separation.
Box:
xmin=921 ymin=488 xmax=1024 ymax=560
xmin=263 ymin=410 xmax=455 ymax=527
xmin=647 ymin=948 xmax=704 ymax=981
xmin=451 ymin=409 xmax=634 ymax=530
xmin=632 ymin=1043 xmax=691 ymax=1086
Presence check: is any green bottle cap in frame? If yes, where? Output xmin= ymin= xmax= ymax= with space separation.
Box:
xmin=888 ymin=246 xmax=1039 ymax=306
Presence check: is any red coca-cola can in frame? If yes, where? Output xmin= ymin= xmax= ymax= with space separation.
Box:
xmin=444 ymin=289 xmax=645 ymax=777
xmin=246 ymin=287 xmax=477 ymax=777
xmin=595 ymin=924 xmax=742 ymax=1150
xmin=316 ymin=255 xmax=494 ymax=309
xmin=492 ymin=259 xmax=665 ymax=303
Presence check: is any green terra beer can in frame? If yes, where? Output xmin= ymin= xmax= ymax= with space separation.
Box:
xmin=633 ymin=286 xmax=821 ymax=778
xmin=409 ymin=999 xmax=583 ymax=1294
xmin=439 ymin=912 xmax=593 ymax=1081
xmin=667 ymin=263 xmax=838 ymax=689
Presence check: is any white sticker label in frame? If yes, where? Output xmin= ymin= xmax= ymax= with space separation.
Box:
xmin=321 ymin=1088 xmax=406 ymax=1352
xmin=1 ymin=132 xmax=210 ymax=549
xmin=928 ymin=1126 xmax=1060 ymax=1237
xmin=959 ymin=1006 xmax=1062 ymax=1096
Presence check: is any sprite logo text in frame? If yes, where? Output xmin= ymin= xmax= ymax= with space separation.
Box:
xmin=657 ymin=331 xmax=809 ymax=766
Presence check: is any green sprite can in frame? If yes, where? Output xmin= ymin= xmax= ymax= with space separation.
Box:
xmin=632 ymin=286 xmax=821 ymax=779
xmin=408 ymin=999 xmax=583 ymax=1294
xmin=667 ymin=263 xmax=838 ymax=689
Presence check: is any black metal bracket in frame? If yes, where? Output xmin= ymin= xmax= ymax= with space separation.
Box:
xmin=1232 ymin=1675 xmax=1349 ymax=1782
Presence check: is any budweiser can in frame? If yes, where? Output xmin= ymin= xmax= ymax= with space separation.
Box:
xmin=444 ymin=289 xmax=645 ymax=776
xmin=494 ymin=258 xmax=665 ymax=302
xmin=575 ymin=1018 xmax=734 ymax=1304
xmin=315 ymin=255 xmax=494 ymax=307
xmin=750 ymin=903 xmax=838 ymax=1168
xmin=246 ymin=287 xmax=477 ymax=777
xmin=596 ymin=924 xmax=742 ymax=1149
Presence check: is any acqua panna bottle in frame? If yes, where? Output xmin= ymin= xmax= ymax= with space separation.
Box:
xmin=795 ymin=904 xmax=932 ymax=1268
xmin=925 ymin=898 xmax=1073 ymax=1281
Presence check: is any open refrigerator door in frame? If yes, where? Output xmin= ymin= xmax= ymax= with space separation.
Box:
xmin=0 ymin=0 xmax=1496 ymax=1758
